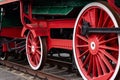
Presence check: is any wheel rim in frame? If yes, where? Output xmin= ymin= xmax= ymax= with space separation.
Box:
xmin=73 ymin=2 xmax=120 ymax=80
xmin=26 ymin=32 xmax=43 ymax=70
xmin=0 ymin=52 xmax=7 ymax=60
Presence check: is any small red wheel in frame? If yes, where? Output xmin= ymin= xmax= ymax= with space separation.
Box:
xmin=73 ymin=2 xmax=120 ymax=80
xmin=26 ymin=31 xmax=47 ymax=70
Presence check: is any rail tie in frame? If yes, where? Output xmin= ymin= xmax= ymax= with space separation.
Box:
xmin=0 ymin=60 xmax=66 ymax=80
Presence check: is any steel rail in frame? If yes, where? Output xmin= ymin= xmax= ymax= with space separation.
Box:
xmin=0 ymin=60 xmax=66 ymax=80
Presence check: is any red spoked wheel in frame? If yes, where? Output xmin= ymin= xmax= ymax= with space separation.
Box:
xmin=26 ymin=31 xmax=47 ymax=70
xmin=73 ymin=2 xmax=120 ymax=80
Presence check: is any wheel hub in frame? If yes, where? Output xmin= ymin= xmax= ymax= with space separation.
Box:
xmin=90 ymin=42 xmax=96 ymax=50
xmin=31 ymin=45 xmax=35 ymax=53
xmin=89 ymin=36 xmax=99 ymax=55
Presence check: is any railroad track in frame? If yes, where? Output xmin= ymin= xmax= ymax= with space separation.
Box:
xmin=0 ymin=58 xmax=82 ymax=80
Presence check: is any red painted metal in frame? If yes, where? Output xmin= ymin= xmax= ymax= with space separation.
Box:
xmin=108 ymin=0 xmax=120 ymax=14
xmin=47 ymin=19 xmax=75 ymax=28
xmin=2 ymin=44 xmax=7 ymax=52
xmin=21 ymin=19 xmax=75 ymax=50
xmin=26 ymin=31 xmax=47 ymax=70
xmin=21 ymin=19 xmax=75 ymax=36
xmin=0 ymin=27 xmax=22 ymax=38
xmin=1 ymin=0 xmax=119 ymax=52
xmin=46 ymin=19 xmax=74 ymax=50
xmin=0 ymin=0 xmax=120 ymax=79
xmin=19 ymin=0 xmax=120 ymax=57
xmin=20 ymin=0 xmax=76 ymax=49
xmin=26 ymin=31 xmax=42 ymax=68
xmin=20 ymin=0 xmax=33 ymax=29
xmin=2 ymin=42 xmax=15 ymax=52
xmin=73 ymin=4 xmax=119 ymax=80
xmin=48 ymin=39 xmax=72 ymax=50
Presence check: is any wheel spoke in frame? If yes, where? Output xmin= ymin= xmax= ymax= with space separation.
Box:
xmin=34 ymin=37 xmax=38 ymax=42
xmin=76 ymin=34 xmax=88 ymax=42
xmin=78 ymin=24 xmax=81 ymax=28
xmin=98 ymin=52 xmax=113 ymax=71
xmin=36 ymin=49 xmax=41 ymax=55
xmin=99 ymin=45 xmax=118 ymax=51
xmin=93 ymin=56 xmax=97 ymax=77
xmin=33 ymin=37 xmax=39 ymax=44
xmin=97 ymin=9 xmax=104 ymax=27
xmin=36 ymin=46 xmax=41 ymax=49
xmin=34 ymin=55 xmax=38 ymax=65
xmin=28 ymin=52 xmax=32 ymax=55
xmin=79 ymin=49 xmax=89 ymax=58
xmin=97 ymin=55 xmax=107 ymax=74
xmin=83 ymin=12 xmax=91 ymax=23
xmin=102 ymin=14 xmax=109 ymax=27
xmin=28 ymin=38 xmax=32 ymax=44
xmin=107 ymin=19 xmax=114 ymax=28
xmin=99 ymin=49 xmax=117 ymax=64
xmin=29 ymin=33 xmax=34 ymax=41
xmin=89 ymin=8 xmax=98 ymax=27
xmin=87 ymin=55 xmax=93 ymax=75
xmin=99 ymin=37 xmax=117 ymax=44
xmin=27 ymin=44 xmax=31 ymax=48
xmin=76 ymin=45 xmax=88 ymax=48
xmin=31 ymin=55 xmax=35 ymax=62
xmin=27 ymin=49 xmax=32 ymax=55
xmin=36 ymin=53 xmax=40 ymax=61
xmin=82 ymin=53 xmax=90 ymax=67
xmin=98 ymin=34 xmax=105 ymax=40
xmin=95 ymin=56 xmax=102 ymax=76
xmin=36 ymin=55 xmax=39 ymax=65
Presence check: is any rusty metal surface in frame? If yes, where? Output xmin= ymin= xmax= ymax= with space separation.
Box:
xmin=0 ymin=60 xmax=66 ymax=80
xmin=0 ymin=59 xmax=83 ymax=80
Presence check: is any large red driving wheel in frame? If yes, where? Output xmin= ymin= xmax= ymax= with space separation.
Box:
xmin=73 ymin=2 xmax=120 ymax=80
xmin=26 ymin=31 xmax=47 ymax=70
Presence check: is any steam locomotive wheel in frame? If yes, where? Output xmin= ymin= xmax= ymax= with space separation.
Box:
xmin=0 ymin=52 xmax=8 ymax=60
xmin=73 ymin=2 xmax=120 ymax=80
xmin=26 ymin=31 xmax=47 ymax=70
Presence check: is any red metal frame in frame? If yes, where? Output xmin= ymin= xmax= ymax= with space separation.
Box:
xmin=20 ymin=0 xmax=120 ymax=51
xmin=47 ymin=19 xmax=75 ymax=50
xmin=21 ymin=19 xmax=75 ymax=50
xmin=0 ymin=27 xmax=22 ymax=38
xmin=20 ymin=0 xmax=76 ymax=51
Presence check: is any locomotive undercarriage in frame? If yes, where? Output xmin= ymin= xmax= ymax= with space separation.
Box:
xmin=0 ymin=0 xmax=120 ymax=80
xmin=0 ymin=37 xmax=26 ymax=60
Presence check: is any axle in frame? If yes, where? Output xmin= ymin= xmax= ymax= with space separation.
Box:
xmin=82 ymin=21 xmax=120 ymax=36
